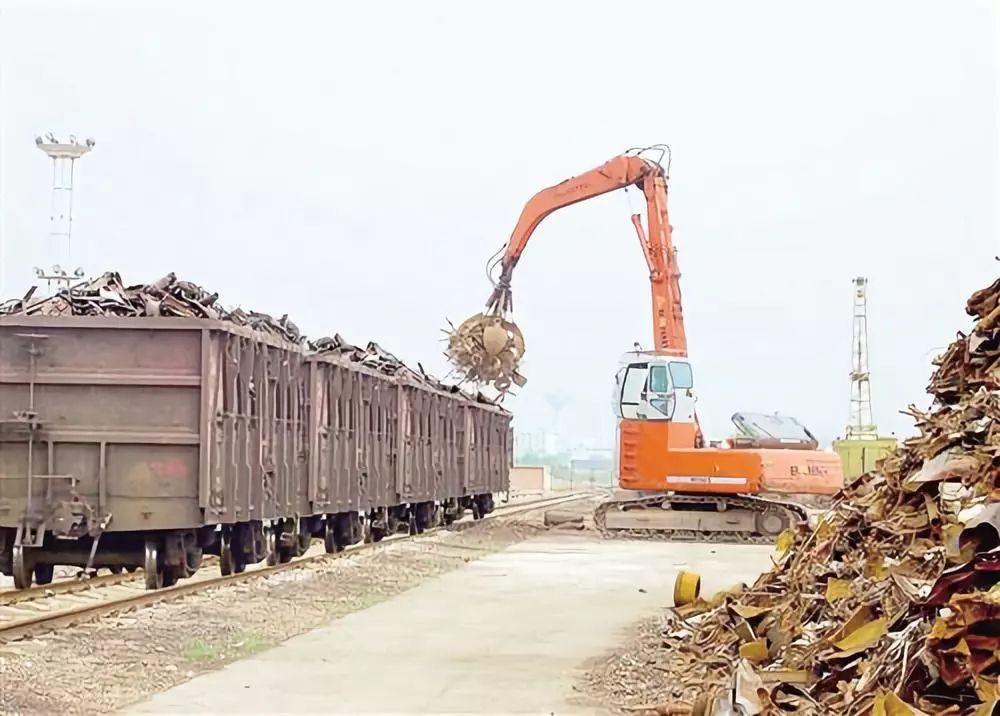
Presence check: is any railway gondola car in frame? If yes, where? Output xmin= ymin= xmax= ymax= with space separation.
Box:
xmin=0 ymin=315 xmax=511 ymax=589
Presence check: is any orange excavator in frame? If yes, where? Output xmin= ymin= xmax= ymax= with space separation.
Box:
xmin=483 ymin=146 xmax=843 ymax=542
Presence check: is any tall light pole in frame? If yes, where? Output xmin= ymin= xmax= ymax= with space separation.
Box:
xmin=33 ymin=133 xmax=95 ymax=294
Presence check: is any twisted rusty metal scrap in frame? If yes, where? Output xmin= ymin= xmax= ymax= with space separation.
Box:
xmin=309 ymin=333 xmax=497 ymax=404
xmin=652 ymin=276 xmax=1000 ymax=716
xmin=444 ymin=311 xmax=527 ymax=393
xmin=0 ymin=271 xmax=302 ymax=343
xmin=0 ymin=271 xmax=503 ymax=408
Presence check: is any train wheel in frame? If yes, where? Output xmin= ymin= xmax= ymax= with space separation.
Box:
xmin=247 ymin=521 xmax=266 ymax=564
xmin=255 ymin=527 xmax=266 ymax=563
xmin=387 ymin=513 xmax=402 ymax=535
xmin=220 ymin=530 xmax=236 ymax=576
xmin=109 ymin=566 xmax=124 ymax=575
xmin=371 ymin=526 xmax=386 ymax=543
xmin=265 ymin=529 xmax=278 ymax=566
xmin=334 ymin=513 xmax=358 ymax=549
xmin=324 ymin=519 xmax=341 ymax=554
xmin=296 ymin=533 xmax=311 ymax=557
xmin=233 ymin=543 xmax=247 ymax=574
xmin=349 ymin=513 xmax=363 ymax=545
xmin=185 ymin=546 xmax=205 ymax=577
xmin=472 ymin=500 xmax=483 ymax=521
xmin=274 ymin=523 xmax=295 ymax=564
xmin=11 ymin=546 xmax=32 ymax=589
xmin=162 ymin=567 xmax=179 ymax=588
xmin=414 ymin=503 xmax=431 ymax=533
xmin=33 ymin=563 xmax=54 ymax=586
xmin=143 ymin=539 xmax=164 ymax=590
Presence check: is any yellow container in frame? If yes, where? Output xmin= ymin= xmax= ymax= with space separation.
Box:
xmin=673 ymin=570 xmax=701 ymax=606
xmin=833 ymin=437 xmax=897 ymax=480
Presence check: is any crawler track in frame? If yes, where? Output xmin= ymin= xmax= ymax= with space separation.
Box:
xmin=0 ymin=492 xmax=591 ymax=642
xmin=593 ymin=493 xmax=807 ymax=545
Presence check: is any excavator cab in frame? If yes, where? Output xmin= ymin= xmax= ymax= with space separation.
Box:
xmin=613 ymin=352 xmax=696 ymax=424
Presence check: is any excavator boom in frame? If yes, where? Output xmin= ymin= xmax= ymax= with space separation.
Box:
xmin=487 ymin=149 xmax=686 ymax=357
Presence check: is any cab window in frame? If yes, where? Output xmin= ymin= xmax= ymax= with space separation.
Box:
xmin=668 ymin=361 xmax=693 ymax=390
xmin=648 ymin=365 xmax=669 ymax=393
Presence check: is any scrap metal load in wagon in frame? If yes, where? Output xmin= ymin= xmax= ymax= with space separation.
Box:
xmin=0 ymin=272 xmax=512 ymax=590
xmin=446 ymin=145 xmax=842 ymax=543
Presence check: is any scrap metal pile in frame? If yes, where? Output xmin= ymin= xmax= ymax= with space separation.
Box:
xmin=444 ymin=311 xmax=526 ymax=392
xmin=0 ymin=271 xmax=495 ymax=403
xmin=0 ymin=271 xmax=302 ymax=343
xmin=311 ymin=333 xmax=493 ymax=401
xmin=655 ymin=277 xmax=1000 ymax=715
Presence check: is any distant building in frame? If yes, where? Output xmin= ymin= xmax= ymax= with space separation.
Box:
xmin=509 ymin=465 xmax=552 ymax=493
xmin=569 ymin=449 xmax=613 ymax=473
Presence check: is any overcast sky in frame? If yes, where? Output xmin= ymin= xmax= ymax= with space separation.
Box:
xmin=0 ymin=0 xmax=996 ymax=451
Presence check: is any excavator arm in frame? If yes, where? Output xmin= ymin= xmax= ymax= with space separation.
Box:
xmin=485 ymin=149 xmax=687 ymax=357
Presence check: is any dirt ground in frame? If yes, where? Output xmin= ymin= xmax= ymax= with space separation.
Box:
xmin=579 ymin=552 xmax=775 ymax=714
xmin=0 ymin=503 xmax=601 ymax=716
xmin=580 ymin=613 xmax=694 ymax=713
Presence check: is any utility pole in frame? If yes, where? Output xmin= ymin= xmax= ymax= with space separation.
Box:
xmin=33 ymin=134 xmax=95 ymax=294
xmin=846 ymin=276 xmax=878 ymax=440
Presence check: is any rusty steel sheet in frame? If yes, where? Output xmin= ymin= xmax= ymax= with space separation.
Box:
xmin=638 ymin=276 xmax=1000 ymax=716
xmin=0 ymin=273 xmax=511 ymax=584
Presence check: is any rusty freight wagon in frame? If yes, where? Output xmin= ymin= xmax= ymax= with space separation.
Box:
xmin=0 ymin=314 xmax=511 ymax=590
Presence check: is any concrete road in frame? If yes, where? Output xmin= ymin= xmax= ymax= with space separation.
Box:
xmin=128 ymin=534 xmax=774 ymax=715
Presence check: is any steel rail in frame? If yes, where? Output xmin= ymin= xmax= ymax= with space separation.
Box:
xmin=0 ymin=491 xmax=592 ymax=642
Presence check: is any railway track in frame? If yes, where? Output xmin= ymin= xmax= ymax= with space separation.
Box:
xmin=0 ymin=554 xmax=223 ymax=606
xmin=0 ymin=491 xmax=592 ymax=642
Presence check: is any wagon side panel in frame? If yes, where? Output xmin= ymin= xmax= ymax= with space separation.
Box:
xmin=310 ymin=360 xmax=362 ymax=516
xmin=0 ymin=321 xmax=205 ymax=535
